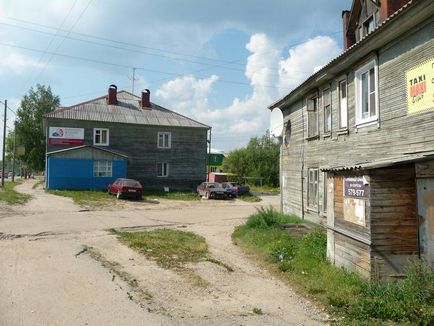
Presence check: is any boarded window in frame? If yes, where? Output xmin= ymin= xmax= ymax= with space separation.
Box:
xmin=307 ymin=97 xmax=318 ymax=138
xmin=308 ymin=168 xmax=319 ymax=209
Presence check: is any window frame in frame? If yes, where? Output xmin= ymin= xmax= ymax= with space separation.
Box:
xmin=322 ymin=87 xmax=332 ymax=135
xmin=157 ymin=162 xmax=169 ymax=177
xmin=93 ymin=128 xmax=109 ymax=146
xmin=338 ymin=78 xmax=348 ymax=130
xmin=307 ymin=168 xmax=319 ymax=211
xmin=93 ymin=160 xmax=112 ymax=177
xmin=355 ymin=58 xmax=379 ymax=127
xmin=157 ymin=132 xmax=172 ymax=149
xmin=306 ymin=95 xmax=319 ymax=139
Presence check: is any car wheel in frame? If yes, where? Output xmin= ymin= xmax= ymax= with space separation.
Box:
xmin=116 ymin=191 xmax=122 ymax=199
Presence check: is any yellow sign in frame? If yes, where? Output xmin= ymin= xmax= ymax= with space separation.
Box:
xmin=407 ymin=58 xmax=434 ymax=114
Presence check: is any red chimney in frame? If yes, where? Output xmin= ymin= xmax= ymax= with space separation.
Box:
xmin=342 ymin=10 xmax=351 ymax=50
xmin=107 ymin=84 xmax=117 ymax=105
xmin=141 ymin=89 xmax=151 ymax=109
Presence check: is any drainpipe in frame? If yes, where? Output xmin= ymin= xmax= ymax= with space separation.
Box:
xmin=301 ymin=96 xmax=305 ymax=220
xmin=207 ymin=128 xmax=211 ymax=182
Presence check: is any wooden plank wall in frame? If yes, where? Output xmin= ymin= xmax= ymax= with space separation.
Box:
xmin=334 ymin=232 xmax=371 ymax=278
xmin=370 ymin=165 xmax=418 ymax=279
xmin=280 ymin=20 xmax=433 ymax=224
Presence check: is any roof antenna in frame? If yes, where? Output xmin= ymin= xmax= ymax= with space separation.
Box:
xmin=128 ymin=67 xmax=140 ymax=95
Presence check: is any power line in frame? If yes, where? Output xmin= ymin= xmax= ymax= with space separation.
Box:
xmin=0 ymin=41 xmax=290 ymax=91
xmin=18 ymin=0 xmax=79 ymax=96
xmin=26 ymin=0 xmax=94 ymax=92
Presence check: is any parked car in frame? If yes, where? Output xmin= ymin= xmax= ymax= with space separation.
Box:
xmin=221 ymin=182 xmax=250 ymax=196
xmin=197 ymin=182 xmax=227 ymax=199
xmin=108 ymin=178 xmax=143 ymax=200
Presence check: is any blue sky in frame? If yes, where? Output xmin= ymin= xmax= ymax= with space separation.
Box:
xmin=0 ymin=0 xmax=349 ymax=155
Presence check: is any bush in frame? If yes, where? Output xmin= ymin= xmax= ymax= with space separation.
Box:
xmin=245 ymin=206 xmax=301 ymax=229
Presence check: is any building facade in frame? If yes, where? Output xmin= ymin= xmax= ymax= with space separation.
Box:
xmin=269 ymin=0 xmax=434 ymax=280
xmin=44 ymin=85 xmax=210 ymax=191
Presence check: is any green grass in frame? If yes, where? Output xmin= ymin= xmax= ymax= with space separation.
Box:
xmin=32 ymin=179 xmax=44 ymax=189
xmin=232 ymin=207 xmax=434 ymax=325
xmin=113 ymin=229 xmax=233 ymax=287
xmin=248 ymin=184 xmax=280 ymax=194
xmin=143 ymin=190 xmax=199 ymax=201
xmin=0 ymin=181 xmax=31 ymax=204
xmin=238 ymin=193 xmax=261 ymax=202
xmin=47 ymin=189 xmax=116 ymax=206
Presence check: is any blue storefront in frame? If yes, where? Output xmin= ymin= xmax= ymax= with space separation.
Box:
xmin=46 ymin=145 xmax=127 ymax=190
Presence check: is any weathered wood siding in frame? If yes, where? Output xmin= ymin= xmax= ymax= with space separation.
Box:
xmin=370 ymin=165 xmax=418 ymax=280
xmin=45 ymin=118 xmax=208 ymax=190
xmin=280 ymin=20 xmax=433 ymax=224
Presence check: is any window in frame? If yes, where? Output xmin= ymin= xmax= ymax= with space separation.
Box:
xmin=94 ymin=128 xmax=109 ymax=146
xmin=323 ymin=88 xmax=331 ymax=133
xmin=210 ymin=166 xmax=217 ymax=172
xmin=93 ymin=160 xmax=112 ymax=177
xmin=339 ymin=79 xmax=348 ymax=129
xmin=307 ymin=96 xmax=318 ymax=138
xmin=158 ymin=132 xmax=171 ymax=149
xmin=322 ymin=172 xmax=328 ymax=213
xmin=363 ymin=17 xmax=375 ymax=35
xmin=157 ymin=162 xmax=169 ymax=177
xmin=307 ymin=168 xmax=319 ymax=210
xmin=355 ymin=59 xmax=378 ymax=126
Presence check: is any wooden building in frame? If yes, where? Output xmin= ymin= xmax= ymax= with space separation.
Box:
xmin=43 ymin=85 xmax=210 ymax=191
xmin=268 ymin=0 xmax=434 ymax=280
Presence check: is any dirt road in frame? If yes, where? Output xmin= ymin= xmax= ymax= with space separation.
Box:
xmin=0 ymin=180 xmax=326 ymax=325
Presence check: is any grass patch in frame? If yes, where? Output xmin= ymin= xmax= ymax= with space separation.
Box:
xmin=238 ymin=193 xmax=261 ymax=202
xmin=113 ymin=228 xmax=233 ymax=287
xmin=143 ymin=190 xmax=199 ymax=201
xmin=249 ymin=184 xmax=280 ymax=194
xmin=232 ymin=207 xmax=434 ymax=325
xmin=32 ymin=179 xmax=44 ymax=189
xmin=252 ymin=307 xmax=263 ymax=315
xmin=47 ymin=189 xmax=116 ymax=206
xmin=0 ymin=181 xmax=31 ymax=204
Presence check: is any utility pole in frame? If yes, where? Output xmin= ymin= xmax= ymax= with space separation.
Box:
xmin=131 ymin=67 xmax=137 ymax=95
xmin=1 ymin=100 xmax=7 ymax=187
xmin=12 ymin=120 xmax=16 ymax=183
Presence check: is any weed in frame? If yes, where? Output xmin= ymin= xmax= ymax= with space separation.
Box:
xmin=252 ymin=307 xmax=263 ymax=315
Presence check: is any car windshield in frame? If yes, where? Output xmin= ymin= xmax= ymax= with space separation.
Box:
xmin=123 ymin=180 xmax=141 ymax=187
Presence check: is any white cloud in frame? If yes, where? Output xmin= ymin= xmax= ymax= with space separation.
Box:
xmin=277 ymin=36 xmax=341 ymax=96
xmin=0 ymin=50 xmax=44 ymax=75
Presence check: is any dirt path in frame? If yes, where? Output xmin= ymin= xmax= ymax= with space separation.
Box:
xmin=0 ymin=179 xmax=327 ymax=325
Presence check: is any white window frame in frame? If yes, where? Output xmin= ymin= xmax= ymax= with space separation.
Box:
xmin=157 ymin=132 xmax=171 ymax=149
xmin=322 ymin=88 xmax=331 ymax=134
xmin=338 ymin=79 xmax=348 ymax=129
xmin=355 ymin=58 xmax=379 ymax=127
xmin=157 ymin=162 xmax=169 ymax=177
xmin=93 ymin=160 xmax=112 ymax=177
xmin=93 ymin=128 xmax=109 ymax=146
xmin=307 ymin=168 xmax=319 ymax=210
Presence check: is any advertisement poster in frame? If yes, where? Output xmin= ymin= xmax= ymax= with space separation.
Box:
xmin=48 ymin=127 xmax=84 ymax=145
xmin=407 ymin=58 xmax=434 ymax=114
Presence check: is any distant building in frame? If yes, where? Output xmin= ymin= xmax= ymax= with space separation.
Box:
xmin=208 ymin=149 xmax=225 ymax=173
xmin=269 ymin=0 xmax=434 ymax=280
xmin=43 ymin=85 xmax=210 ymax=191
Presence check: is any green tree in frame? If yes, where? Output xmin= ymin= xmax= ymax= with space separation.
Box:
xmin=15 ymin=84 xmax=60 ymax=171
xmin=223 ymin=135 xmax=280 ymax=186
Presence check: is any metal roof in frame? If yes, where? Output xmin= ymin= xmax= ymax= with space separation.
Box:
xmin=321 ymin=151 xmax=434 ymax=172
xmin=268 ymin=0 xmax=433 ymax=110
xmin=47 ymin=145 xmax=128 ymax=158
xmin=44 ymin=91 xmax=210 ymax=129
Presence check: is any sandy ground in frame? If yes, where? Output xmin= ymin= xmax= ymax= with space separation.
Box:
xmin=0 ymin=179 xmax=327 ymax=325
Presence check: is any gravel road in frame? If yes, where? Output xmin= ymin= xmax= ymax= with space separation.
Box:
xmin=0 ymin=179 xmax=327 ymax=325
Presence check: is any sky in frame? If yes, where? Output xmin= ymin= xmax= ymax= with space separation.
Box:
xmin=0 ymin=0 xmax=349 ymax=156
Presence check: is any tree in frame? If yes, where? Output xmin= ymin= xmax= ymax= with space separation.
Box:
xmin=15 ymin=85 xmax=60 ymax=171
xmin=223 ymin=134 xmax=280 ymax=186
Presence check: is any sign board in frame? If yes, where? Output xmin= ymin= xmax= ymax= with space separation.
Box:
xmin=344 ymin=176 xmax=370 ymax=198
xmin=48 ymin=127 xmax=84 ymax=146
xmin=407 ymin=58 xmax=434 ymax=114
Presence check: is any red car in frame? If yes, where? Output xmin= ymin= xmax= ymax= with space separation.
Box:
xmin=196 ymin=182 xmax=227 ymax=199
xmin=108 ymin=178 xmax=143 ymax=200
